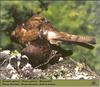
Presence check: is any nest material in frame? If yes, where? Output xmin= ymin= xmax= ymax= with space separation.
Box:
xmin=0 ymin=50 xmax=99 ymax=79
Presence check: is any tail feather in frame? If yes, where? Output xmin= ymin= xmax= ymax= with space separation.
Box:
xmin=48 ymin=31 xmax=96 ymax=49
xmin=70 ymin=42 xmax=95 ymax=49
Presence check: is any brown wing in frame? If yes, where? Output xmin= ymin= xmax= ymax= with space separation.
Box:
xmin=41 ymin=21 xmax=96 ymax=49
xmin=45 ymin=31 xmax=96 ymax=49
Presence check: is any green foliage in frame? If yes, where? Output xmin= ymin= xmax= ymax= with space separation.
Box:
xmin=0 ymin=1 xmax=99 ymax=73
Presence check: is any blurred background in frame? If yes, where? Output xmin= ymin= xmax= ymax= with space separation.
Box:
xmin=0 ymin=1 xmax=100 ymax=74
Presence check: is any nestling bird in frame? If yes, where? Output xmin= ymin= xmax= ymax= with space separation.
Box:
xmin=11 ymin=15 xmax=96 ymax=68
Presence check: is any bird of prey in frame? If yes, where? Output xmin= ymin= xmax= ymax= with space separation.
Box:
xmin=11 ymin=15 xmax=96 ymax=68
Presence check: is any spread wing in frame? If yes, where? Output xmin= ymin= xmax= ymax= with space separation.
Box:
xmin=41 ymin=21 xmax=96 ymax=49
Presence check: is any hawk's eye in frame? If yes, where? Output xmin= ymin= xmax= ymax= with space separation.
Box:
xmin=22 ymin=23 xmax=25 ymax=28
